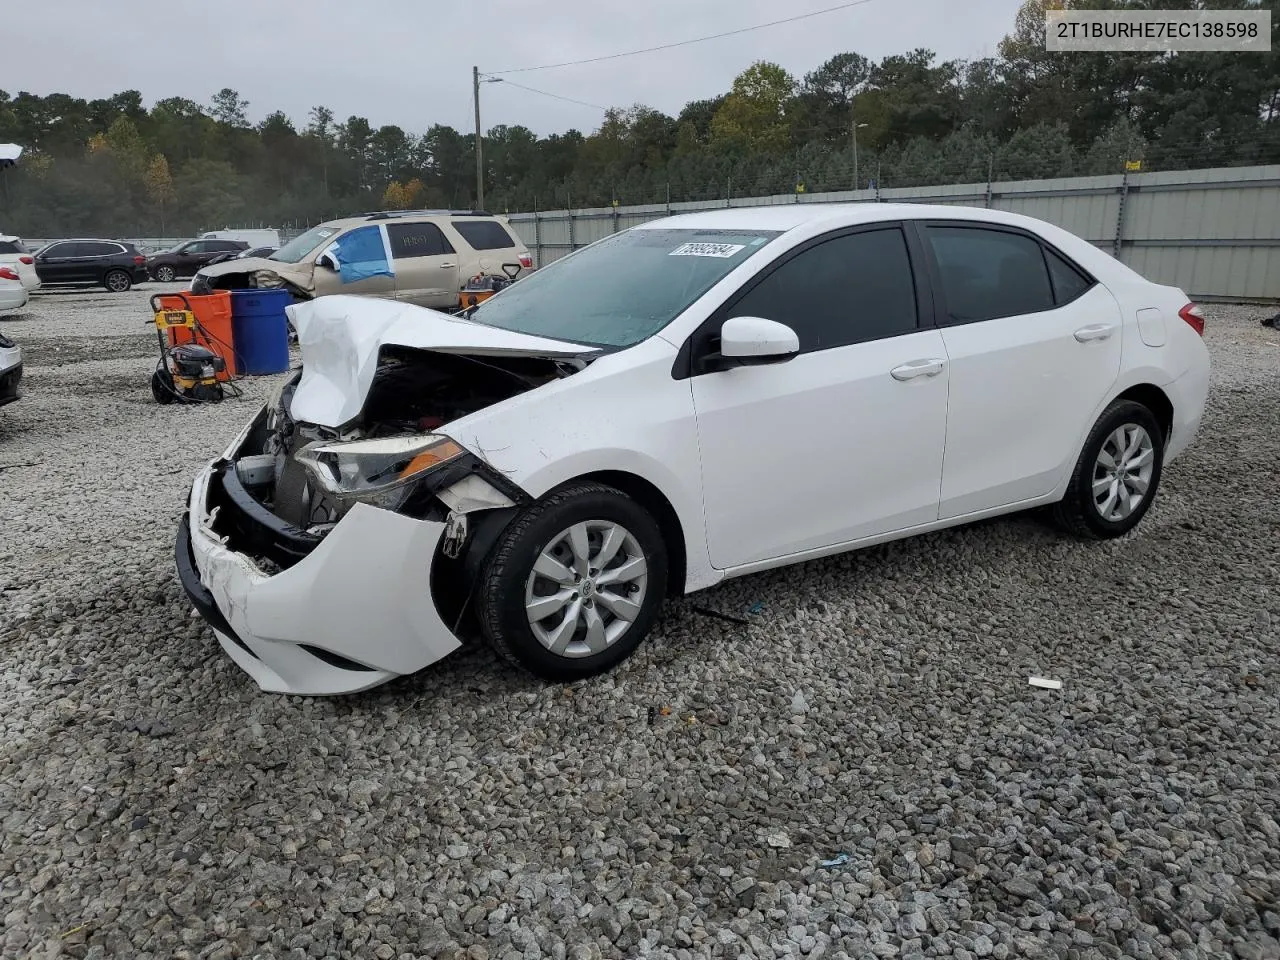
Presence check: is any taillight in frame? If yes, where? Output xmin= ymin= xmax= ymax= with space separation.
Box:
xmin=0 ymin=267 xmax=19 ymax=281
xmin=19 ymin=255 xmax=33 ymax=265
xmin=1178 ymin=302 xmax=1205 ymax=336
xmin=133 ymin=255 xmax=146 ymax=266
xmin=519 ymin=254 xmax=533 ymax=269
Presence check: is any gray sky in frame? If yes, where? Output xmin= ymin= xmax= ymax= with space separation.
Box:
xmin=11 ymin=0 xmax=1023 ymax=136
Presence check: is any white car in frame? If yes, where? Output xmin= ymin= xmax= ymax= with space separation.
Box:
xmin=0 ymin=328 xmax=21 ymax=407
xmin=0 ymin=266 xmax=30 ymax=314
xmin=0 ymin=235 xmax=41 ymax=292
xmin=177 ymin=203 xmax=1211 ymax=695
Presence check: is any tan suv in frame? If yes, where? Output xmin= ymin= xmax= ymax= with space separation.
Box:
xmin=191 ymin=210 xmax=534 ymax=310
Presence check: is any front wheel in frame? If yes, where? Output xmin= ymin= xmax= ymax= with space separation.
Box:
xmin=154 ymin=265 xmax=176 ymax=283
xmin=1054 ymin=399 xmax=1165 ymax=539
xmin=104 ymin=270 xmax=132 ymax=293
xmin=477 ymin=482 xmax=668 ymax=681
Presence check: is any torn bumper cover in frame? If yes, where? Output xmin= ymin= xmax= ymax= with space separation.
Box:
xmin=176 ymin=431 xmax=463 ymax=696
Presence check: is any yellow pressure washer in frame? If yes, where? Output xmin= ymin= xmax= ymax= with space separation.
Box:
xmin=148 ymin=293 xmax=239 ymax=404
xmin=457 ymin=262 xmax=523 ymax=311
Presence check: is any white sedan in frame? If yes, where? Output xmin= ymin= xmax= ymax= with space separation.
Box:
xmin=177 ymin=203 xmax=1210 ymax=695
xmin=0 ymin=328 xmax=21 ymax=408
xmin=0 ymin=265 xmax=30 ymax=312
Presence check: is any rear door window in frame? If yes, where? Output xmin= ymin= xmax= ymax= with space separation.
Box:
xmin=387 ymin=222 xmax=455 ymax=258
xmin=925 ymin=226 xmax=1055 ymax=322
xmin=451 ymin=220 xmax=517 ymax=250
xmin=1045 ymin=247 xmax=1094 ymax=305
xmin=726 ymin=227 xmax=919 ymax=352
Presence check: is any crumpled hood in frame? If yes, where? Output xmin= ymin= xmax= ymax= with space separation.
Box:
xmin=286 ymin=295 xmax=595 ymax=428
xmin=197 ymin=256 xmax=312 ymax=289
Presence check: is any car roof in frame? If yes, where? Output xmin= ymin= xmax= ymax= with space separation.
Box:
xmin=635 ymin=202 xmax=1055 ymax=235
xmin=319 ymin=211 xmax=510 ymax=230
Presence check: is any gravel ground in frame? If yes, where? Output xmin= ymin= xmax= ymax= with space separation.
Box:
xmin=1 ymin=287 xmax=1278 ymax=960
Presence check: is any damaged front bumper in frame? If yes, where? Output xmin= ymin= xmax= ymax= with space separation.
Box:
xmin=0 ymin=360 xmax=21 ymax=407
xmin=176 ymin=422 xmax=465 ymax=696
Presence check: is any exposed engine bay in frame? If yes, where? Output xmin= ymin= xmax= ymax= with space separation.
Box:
xmin=242 ymin=347 xmax=577 ymax=533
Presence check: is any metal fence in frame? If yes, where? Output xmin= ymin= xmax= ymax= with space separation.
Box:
xmin=507 ymin=164 xmax=1280 ymax=301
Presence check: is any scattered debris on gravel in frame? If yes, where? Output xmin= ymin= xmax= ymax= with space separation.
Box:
xmin=1 ymin=289 xmax=1278 ymax=959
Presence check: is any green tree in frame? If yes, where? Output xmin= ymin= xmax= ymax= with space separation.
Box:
xmin=710 ymin=62 xmax=796 ymax=152
xmin=210 ymin=88 xmax=249 ymax=128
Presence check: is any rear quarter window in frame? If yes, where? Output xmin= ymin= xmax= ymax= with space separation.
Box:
xmin=451 ymin=220 xmax=518 ymax=250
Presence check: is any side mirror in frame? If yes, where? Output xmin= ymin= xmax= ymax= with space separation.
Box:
xmin=717 ymin=315 xmax=800 ymax=365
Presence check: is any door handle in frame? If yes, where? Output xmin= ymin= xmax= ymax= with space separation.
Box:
xmin=1074 ymin=323 xmax=1115 ymax=342
xmin=890 ymin=359 xmax=946 ymax=381
xmin=438 ymin=262 xmax=456 ymax=268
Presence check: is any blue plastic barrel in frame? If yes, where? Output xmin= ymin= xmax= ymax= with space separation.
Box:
xmin=230 ymin=289 xmax=291 ymax=375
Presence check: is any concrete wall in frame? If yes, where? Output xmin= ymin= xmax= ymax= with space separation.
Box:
xmin=507 ymin=165 xmax=1280 ymax=301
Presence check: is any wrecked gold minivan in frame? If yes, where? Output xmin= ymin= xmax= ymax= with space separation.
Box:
xmin=191 ymin=210 xmax=534 ymax=311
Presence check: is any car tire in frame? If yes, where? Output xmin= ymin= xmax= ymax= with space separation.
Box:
xmin=104 ymin=270 xmax=132 ymax=293
xmin=151 ymin=368 xmax=176 ymax=404
xmin=1053 ymin=399 xmax=1165 ymax=540
xmin=155 ymin=265 xmax=176 ymax=283
xmin=477 ymin=481 xmax=668 ymax=682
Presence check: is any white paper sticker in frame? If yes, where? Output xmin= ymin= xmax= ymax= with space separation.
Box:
xmin=669 ymin=242 xmax=746 ymax=258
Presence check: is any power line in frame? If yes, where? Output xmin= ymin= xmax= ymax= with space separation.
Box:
xmin=498 ymin=80 xmax=608 ymax=112
xmin=486 ymin=0 xmax=883 ymax=76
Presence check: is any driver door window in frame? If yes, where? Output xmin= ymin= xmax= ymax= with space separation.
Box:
xmin=313 ymin=225 xmax=395 ymax=297
xmin=727 ymin=227 xmax=919 ymax=350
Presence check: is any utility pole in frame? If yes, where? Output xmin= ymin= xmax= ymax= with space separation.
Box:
xmin=473 ymin=66 xmax=484 ymax=210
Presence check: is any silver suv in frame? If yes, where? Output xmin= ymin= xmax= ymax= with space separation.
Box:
xmin=192 ymin=210 xmax=534 ymax=311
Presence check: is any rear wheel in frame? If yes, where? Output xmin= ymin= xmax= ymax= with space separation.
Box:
xmin=104 ymin=270 xmax=132 ymax=293
xmin=477 ymin=482 xmax=668 ymax=681
xmin=154 ymin=265 xmax=176 ymax=283
xmin=1053 ymin=399 xmax=1164 ymax=539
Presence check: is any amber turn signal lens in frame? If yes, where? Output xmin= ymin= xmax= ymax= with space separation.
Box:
xmin=398 ymin=439 xmax=464 ymax=479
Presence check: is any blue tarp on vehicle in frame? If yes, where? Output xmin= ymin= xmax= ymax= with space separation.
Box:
xmin=332 ymin=226 xmax=392 ymax=284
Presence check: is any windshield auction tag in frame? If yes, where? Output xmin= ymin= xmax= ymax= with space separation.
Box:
xmin=669 ymin=242 xmax=745 ymax=258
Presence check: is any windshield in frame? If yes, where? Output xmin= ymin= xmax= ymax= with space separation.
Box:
xmin=271 ymin=225 xmax=341 ymax=264
xmin=467 ymin=228 xmax=781 ymax=347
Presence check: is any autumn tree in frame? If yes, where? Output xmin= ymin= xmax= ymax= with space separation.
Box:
xmin=381 ymin=181 xmax=410 ymax=209
xmin=145 ymin=153 xmax=175 ymax=233
xmin=402 ymin=177 xmax=425 ymax=207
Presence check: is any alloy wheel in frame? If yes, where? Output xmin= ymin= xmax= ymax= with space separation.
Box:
xmin=1092 ymin=423 xmax=1155 ymax=522
xmin=523 ymin=521 xmax=649 ymax=658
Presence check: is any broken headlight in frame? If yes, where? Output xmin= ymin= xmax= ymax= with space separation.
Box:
xmin=295 ymin=434 xmax=465 ymax=511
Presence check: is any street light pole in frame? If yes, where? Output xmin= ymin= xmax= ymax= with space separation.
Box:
xmin=852 ymin=119 xmax=868 ymax=191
